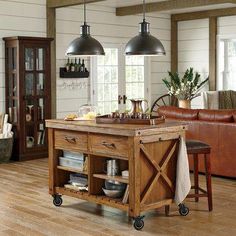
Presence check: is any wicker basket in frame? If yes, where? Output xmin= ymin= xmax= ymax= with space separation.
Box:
xmin=0 ymin=137 xmax=13 ymax=163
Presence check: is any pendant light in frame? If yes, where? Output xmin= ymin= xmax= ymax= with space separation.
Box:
xmin=125 ymin=0 xmax=166 ymax=56
xmin=66 ymin=0 xmax=105 ymax=56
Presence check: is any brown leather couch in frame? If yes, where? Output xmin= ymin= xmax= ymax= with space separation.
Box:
xmin=158 ymin=106 xmax=236 ymax=178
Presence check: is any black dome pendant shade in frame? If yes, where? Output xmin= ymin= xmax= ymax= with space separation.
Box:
xmin=66 ymin=0 xmax=105 ymax=56
xmin=125 ymin=0 xmax=166 ymax=56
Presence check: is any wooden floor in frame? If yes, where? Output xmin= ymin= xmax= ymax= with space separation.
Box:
xmin=0 ymin=159 xmax=235 ymax=236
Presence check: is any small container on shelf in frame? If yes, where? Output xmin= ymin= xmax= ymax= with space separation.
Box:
xmin=59 ymin=156 xmax=84 ymax=171
xmin=63 ymin=150 xmax=84 ymax=160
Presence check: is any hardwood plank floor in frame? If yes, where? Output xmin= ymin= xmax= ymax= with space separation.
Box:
xmin=0 ymin=159 xmax=235 ymax=236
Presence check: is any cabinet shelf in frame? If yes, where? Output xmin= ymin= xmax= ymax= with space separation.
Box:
xmin=24 ymin=95 xmax=46 ymax=100
xmin=57 ymin=165 xmax=88 ymax=175
xmin=93 ymin=174 xmax=129 ymax=184
xmin=55 ymin=187 xmax=128 ymax=211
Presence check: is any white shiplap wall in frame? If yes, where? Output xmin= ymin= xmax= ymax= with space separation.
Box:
xmin=218 ymin=15 xmax=236 ymax=35
xmin=56 ymin=4 xmax=171 ymax=117
xmin=0 ymin=0 xmax=46 ymax=114
xmin=178 ymin=19 xmax=209 ymax=108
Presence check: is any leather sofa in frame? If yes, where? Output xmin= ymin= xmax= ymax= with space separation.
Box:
xmin=158 ymin=106 xmax=236 ymax=178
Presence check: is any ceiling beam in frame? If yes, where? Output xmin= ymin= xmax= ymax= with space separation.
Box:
xmin=47 ymin=0 xmax=105 ymax=8
xmin=116 ymin=0 xmax=236 ymax=16
xmin=172 ymin=6 xmax=236 ymax=21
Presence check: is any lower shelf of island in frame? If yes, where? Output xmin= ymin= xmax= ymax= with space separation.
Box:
xmin=55 ymin=187 xmax=128 ymax=211
xmin=57 ymin=165 xmax=88 ymax=175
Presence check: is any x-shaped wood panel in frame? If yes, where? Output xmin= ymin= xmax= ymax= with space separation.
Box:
xmin=140 ymin=139 xmax=178 ymax=204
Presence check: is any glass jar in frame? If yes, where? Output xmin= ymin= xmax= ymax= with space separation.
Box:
xmin=78 ymin=104 xmax=97 ymax=120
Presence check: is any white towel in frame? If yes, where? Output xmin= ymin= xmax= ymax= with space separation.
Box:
xmin=174 ymin=137 xmax=191 ymax=205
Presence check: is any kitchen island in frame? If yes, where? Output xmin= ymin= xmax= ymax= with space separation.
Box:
xmin=46 ymin=119 xmax=187 ymax=230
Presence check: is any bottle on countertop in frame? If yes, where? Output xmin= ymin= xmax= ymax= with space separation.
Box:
xmin=66 ymin=58 xmax=70 ymax=72
xmin=70 ymin=59 xmax=75 ymax=72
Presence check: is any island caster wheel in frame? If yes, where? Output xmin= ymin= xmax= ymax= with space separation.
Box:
xmin=133 ymin=216 xmax=145 ymax=230
xmin=179 ymin=203 xmax=189 ymax=216
xmin=53 ymin=195 xmax=63 ymax=207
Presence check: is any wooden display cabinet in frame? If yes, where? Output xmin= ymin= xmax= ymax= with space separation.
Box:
xmin=3 ymin=36 xmax=53 ymax=161
xmin=46 ymin=120 xmax=189 ymax=230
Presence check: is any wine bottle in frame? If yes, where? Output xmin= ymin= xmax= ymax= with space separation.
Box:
xmin=70 ymin=59 xmax=75 ymax=72
xmin=74 ymin=58 xmax=78 ymax=72
xmin=78 ymin=58 xmax=82 ymax=72
xmin=66 ymin=58 xmax=70 ymax=72
xmin=81 ymin=59 xmax=85 ymax=72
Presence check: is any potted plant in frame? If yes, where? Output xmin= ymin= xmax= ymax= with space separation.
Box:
xmin=162 ymin=68 xmax=209 ymax=108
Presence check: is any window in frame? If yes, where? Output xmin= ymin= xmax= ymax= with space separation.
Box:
xmin=218 ymin=38 xmax=236 ymax=90
xmin=126 ymin=56 xmax=145 ymax=110
xmin=92 ymin=46 xmax=149 ymax=115
xmin=96 ymin=48 xmax=119 ymax=115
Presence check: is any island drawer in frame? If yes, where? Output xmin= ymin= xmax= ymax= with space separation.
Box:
xmin=54 ymin=130 xmax=88 ymax=152
xmin=89 ymin=134 xmax=128 ymax=158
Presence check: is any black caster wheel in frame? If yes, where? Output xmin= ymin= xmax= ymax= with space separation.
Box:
xmin=133 ymin=216 xmax=145 ymax=230
xmin=179 ymin=203 xmax=189 ymax=216
xmin=53 ymin=195 xmax=63 ymax=207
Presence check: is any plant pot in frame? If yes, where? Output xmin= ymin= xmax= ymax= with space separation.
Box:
xmin=0 ymin=137 xmax=13 ymax=163
xmin=178 ymin=100 xmax=191 ymax=109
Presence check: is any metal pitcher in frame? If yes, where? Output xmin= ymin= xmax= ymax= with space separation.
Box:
xmin=130 ymin=99 xmax=148 ymax=114
xmin=105 ymin=159 xmax=120 ymax=176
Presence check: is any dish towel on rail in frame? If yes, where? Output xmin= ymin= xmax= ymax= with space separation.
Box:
xmin=174 ymin=136 xmax=191 ymax=205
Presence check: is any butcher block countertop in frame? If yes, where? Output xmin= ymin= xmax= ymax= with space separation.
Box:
xmin=45 ymin=119 xmax=186 ymax=137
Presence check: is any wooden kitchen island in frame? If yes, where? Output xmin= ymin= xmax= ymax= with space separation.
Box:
xmin=46 ymin=119 xmax=188 ymax=230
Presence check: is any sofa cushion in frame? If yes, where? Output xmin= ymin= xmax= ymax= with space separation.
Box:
xmin=198 ymin=110 xmax=233 ymax=122
xmin=158 ymin=106 xmax=198 ymax=120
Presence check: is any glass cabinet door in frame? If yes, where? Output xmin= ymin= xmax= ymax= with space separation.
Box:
xmin=25 ymin=73 xmax=34 ymax=96
xmin=25 ymin=48 xmax=34 ymax=71
xmin=7 ymin=47 xmax=18 ymax=124
xmin=37 ymin=73 xmax=45 ymax=95
xmin=36 ymin=48 xmax=45 ymax=71
xmin=24 ymin=46 xmax=46 ymax=150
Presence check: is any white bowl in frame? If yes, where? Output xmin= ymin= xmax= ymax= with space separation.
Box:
xmin=102 ymin=188 xmax=124 ymax=198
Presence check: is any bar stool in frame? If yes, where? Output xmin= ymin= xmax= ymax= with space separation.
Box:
xmin=186 ymin=140 xmax=213 ymax=211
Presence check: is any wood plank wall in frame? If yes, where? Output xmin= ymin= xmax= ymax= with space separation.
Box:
xmin=177 ymin=19 xmax=209 ymax=108
xmin=0 ymin=0 xmax=46 ymax=114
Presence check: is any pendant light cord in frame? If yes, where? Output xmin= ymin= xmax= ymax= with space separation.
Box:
xmin=143 ymin=0 xmax=146 ymax=21
xmin=84 ymin=0 xmax=87 ymax=24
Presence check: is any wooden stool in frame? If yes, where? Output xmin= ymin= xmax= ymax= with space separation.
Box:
xmin=186 ymin=140 xmax=213 ymax=211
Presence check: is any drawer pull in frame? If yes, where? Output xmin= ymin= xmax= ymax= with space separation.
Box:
xmin=64 ymin=136 xmax=77 ymax=144
xmin=102 ymin=141 xmax=116 ymax=149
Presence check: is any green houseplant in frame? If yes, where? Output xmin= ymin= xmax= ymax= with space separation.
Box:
xmin=162 ymin=68 xmax=209 ymax=108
